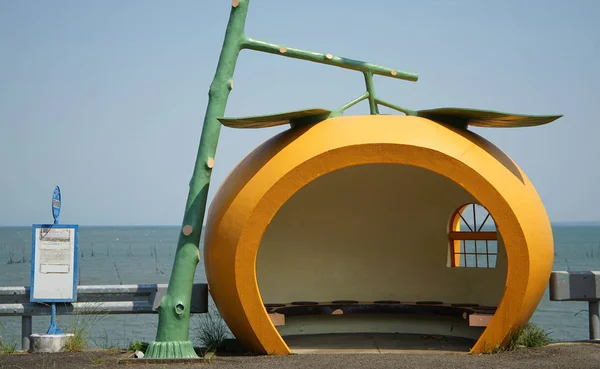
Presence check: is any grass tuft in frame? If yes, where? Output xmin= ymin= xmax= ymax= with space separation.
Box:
xmin=0 ymin=342 xmax=16 ymax=355
xmin=478 ymin=323 xmax=553 ymax=354
xmin=192 ymin=306 xmax=230 ymax=354
xmin=504 ymin=323 xmax=553 ymax=351
xmin=63 ymin=303 xmax=109 ymax=352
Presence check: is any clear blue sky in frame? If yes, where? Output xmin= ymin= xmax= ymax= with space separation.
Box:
xmin=1 ymin=0 xmax=598 ymax=226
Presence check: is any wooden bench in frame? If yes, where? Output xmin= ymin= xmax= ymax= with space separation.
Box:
xmin=264 ymin=300 xmax=496 ymax=327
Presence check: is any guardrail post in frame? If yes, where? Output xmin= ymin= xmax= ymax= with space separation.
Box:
xmin=22 ymin=315 xmax=32 ymax=351
xmin=589 ymin=301 xmax=599 ymax=340
xmin=549 ymin=271 xmax=600 ymax=341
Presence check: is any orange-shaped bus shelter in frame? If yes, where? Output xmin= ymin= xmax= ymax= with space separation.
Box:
xmin=204 ymin=115 xmax=553 ymax=354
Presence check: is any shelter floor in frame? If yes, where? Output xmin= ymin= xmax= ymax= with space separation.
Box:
xmin=284 ymin=333 xmax=475 ymax=354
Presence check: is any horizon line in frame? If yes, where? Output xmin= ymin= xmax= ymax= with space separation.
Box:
xmin=2 ymin=222 xmax=600 ymax=228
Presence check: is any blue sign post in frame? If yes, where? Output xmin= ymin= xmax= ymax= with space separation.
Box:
xmin=48 ymin=186 xmax=62 ymax=334
xmin=30 ymin=186 xmax=79 ymax=336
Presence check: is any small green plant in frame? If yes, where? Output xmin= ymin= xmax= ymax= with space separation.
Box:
xmin=128 ymin=341 xmax=149 ymax=353
xmin=477 ymin=322 xmax=553 ymax=354
xmin=91 ymin=359 xmax=103 ymax=365
xmin=0 ymin=323 xmax=17 ymax=354
xmin=0 ymin=342 xmax=16 ymax=354
xmin=506 ymin=323 xmax=553 ymax=351
xmin=192 ymin=306 xmax=230 ymax=353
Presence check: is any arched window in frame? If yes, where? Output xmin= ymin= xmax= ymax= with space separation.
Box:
xmin=449 ymin=204 xmax=498 ymax=268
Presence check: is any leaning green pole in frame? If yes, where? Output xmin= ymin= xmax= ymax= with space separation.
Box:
xmin=144 ymin=1 xmax=250 ymax=359
xmin=146 ymin=0 xmax=417 ymax=358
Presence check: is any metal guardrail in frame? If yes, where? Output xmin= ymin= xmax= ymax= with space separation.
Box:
xmin=0 ymin=283 xmax=208 ymax=351
xmin=549 ymin=271 xmax=600 ymax=340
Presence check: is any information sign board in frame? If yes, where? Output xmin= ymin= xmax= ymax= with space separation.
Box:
xmin=30 ymin=224 xmax=78 ymax=302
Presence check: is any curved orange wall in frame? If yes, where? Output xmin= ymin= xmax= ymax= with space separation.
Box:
xmin=204 ymin=115 xmax=554 ymax=354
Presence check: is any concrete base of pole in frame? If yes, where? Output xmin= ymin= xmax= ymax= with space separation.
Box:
xmin=28 ymin=333 xmax=74 ymax=353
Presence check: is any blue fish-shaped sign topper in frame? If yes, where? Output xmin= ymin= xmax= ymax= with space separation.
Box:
xmin=52 ymin=186 xmax=61 ymax=224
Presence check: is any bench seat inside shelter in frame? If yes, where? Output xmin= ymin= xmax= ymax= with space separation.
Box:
xmin=265 ymin=301 xmax=496 ymax=332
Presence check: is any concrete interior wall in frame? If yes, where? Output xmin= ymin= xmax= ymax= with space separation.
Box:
xmin=257 ymin=164 xmax=507 ymax=307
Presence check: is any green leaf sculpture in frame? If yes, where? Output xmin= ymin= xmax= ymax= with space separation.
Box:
xmin=219 ymin=106 xmax=562 ymax=130
xmin=416 ymin=108 xmax=562 ymax=129
xmin=218 ymin=108 xmax=331 ymax=129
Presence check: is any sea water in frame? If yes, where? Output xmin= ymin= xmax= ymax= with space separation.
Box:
xmin=0 ymin=225 xmax=599 ymax=349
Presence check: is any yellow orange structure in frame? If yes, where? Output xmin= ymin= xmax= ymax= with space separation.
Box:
xmin=204 ymin=115 xmax=554 ymax=354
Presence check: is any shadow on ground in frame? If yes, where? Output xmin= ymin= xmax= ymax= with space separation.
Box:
xmin=283 ymin=333 xmax=474 ymax=354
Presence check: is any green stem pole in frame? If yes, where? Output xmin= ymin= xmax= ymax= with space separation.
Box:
xmin=147 ymin=0 xmax=419 ymax=359
xmin=145 ymin=0 xmax=250 ymax=359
